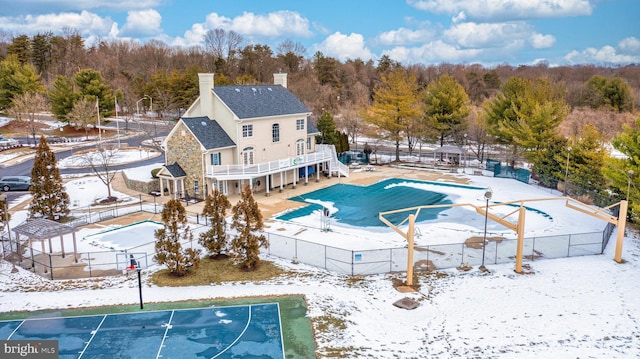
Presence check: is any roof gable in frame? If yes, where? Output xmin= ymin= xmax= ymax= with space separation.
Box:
xmin=181 ymin=116 xmax=235 ymax=150
xmin=214 ymin=85 xmax=309 ymax=119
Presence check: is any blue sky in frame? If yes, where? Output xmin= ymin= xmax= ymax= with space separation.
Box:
xmin=0 ymin=0 xmax=638 ymax=67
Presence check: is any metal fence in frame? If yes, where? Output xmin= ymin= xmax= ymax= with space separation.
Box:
xmin=264 ymin=223 xmax=616 ymax=276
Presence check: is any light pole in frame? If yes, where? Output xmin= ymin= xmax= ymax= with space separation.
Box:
xmin=564 ymin=146 xmax=571 ymax=196
xmin=136 ymin=97 xmax=144 ymax=116
xmin=479 ymin=188 xmax=493 ymax=272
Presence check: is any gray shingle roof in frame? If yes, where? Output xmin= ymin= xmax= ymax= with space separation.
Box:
xmin=181 ymin=117 xmax=235 ymax=150
xmin=164 ymin=162 xmax=186 ymax=178
xmin=214 ymin=85 xmax=310 ymax=119
xmin=307 ymin=118 xmax=320 ymax=135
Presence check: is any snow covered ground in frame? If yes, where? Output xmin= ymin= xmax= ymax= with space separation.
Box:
xmin=1 ymin=150 xmax=639 ymax=357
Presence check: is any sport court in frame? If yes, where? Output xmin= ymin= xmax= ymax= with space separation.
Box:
xmin=0 ymin=303 xmax=285 ymax=359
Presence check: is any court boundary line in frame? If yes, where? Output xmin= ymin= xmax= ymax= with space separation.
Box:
xmin=276 ymin=302 xmax=286 ymax=359
xmin=156 ymin=310 xmax=175 ymax=359
xmin=78 ymin=314 xmax=107 ymax=359
xmin=211 ymin=305 xmax=253 ymax=359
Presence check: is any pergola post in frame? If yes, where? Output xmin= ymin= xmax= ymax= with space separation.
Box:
xmin=60 ymin=235 xmax=65 ymax=258
xmin=614 ymin=200 xmax=628 ymax=263
xmin=514 ymin=204 xmax=526 ymax=274
xmin=72 ymin=232 xmax=78 ymax=263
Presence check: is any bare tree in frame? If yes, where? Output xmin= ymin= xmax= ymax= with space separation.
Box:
xmin=67 ymin=98 xmax=97 ymax=139
xmin=7 ymin=91 xmax=48 ymax=145
xmin=81 ymin=146 xmax=120 ymax=200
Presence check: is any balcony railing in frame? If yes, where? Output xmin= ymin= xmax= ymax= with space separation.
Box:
xmin=206 ymin=150 xmax=333 ymax=179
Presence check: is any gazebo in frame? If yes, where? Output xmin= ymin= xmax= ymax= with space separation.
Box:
xmin=434 ymin=145 xmax=465 ymax=165
xmin=11 ymin=218 xmax=78 ymax=272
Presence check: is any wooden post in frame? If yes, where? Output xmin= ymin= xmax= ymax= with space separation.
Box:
xmin=514 ymin=204 xmax=526 ymax=273
xmin=406 ymin=214 xmax=415 ymax=286
xmin=614 ymin=200 xmax=628 ymax=263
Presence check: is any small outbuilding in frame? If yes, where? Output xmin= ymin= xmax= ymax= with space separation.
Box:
xmin=11 ymin=218 xmax=79 ymax=271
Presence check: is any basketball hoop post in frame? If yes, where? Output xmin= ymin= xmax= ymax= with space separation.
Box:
xmin=137 ymin=267 xmax=143 ymax=309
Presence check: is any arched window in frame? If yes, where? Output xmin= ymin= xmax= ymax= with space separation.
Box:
xmin=272 ymin=123 xmax=280 ymax=142
xmin=242 ymin=147 xmax=254 ymax=165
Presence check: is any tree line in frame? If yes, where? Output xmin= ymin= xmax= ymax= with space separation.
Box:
xmin=1 ymin=29 xmax=640 ymax=219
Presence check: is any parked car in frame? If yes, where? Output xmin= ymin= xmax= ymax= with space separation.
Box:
xmin=0 ymin=176 xmax=32 ymax=191
xmin=0 ymin=138 xmax=20 ymax=148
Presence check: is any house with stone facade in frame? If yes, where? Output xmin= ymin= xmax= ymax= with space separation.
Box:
xmin=157 ymin=73 xmax=348 ymax=199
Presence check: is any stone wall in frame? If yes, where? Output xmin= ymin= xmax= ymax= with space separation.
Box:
xmin=165 ymin=122 xmax=203 ymax=195
xmin=122 ymin=171 xmax=160 ymax=194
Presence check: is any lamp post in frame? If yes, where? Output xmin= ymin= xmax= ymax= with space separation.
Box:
xmin=479 ymin=188 xmax=493 ymax=272
xmin=144 ymin=94 xmax=153 ymax=116
xmin=564 ymin=146 xmax=571 ymax=196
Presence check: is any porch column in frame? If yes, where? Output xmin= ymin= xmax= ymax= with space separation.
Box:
xmin=292 ymin=169 xmax=297 ymax=189
xmin=265 ymin=175 xmax=270 ymax=196
xmin=316 ymin=163 xmax=320 ymax=182
xmin=279 ymin=172 xmax=284 ymax=192
xmin=73 ymin=232 xmax=78 ymax=263
xmin=60 ymin=234 xmax=65 ymax=258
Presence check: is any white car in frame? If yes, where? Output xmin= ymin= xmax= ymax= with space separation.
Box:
xmin=0 ymin=138 xmax=20 ymax=148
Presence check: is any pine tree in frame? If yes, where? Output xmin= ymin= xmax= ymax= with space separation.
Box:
xmin=230 ymin=184 xmax=268 ymax=271
xmin=29 ymin=135 xmax=70 ymax=220
xmin=198 ymin=189 xmax=231 ymax=258
xmin=154 ymin=199 xmax=201 ymax=276
xmin=0 ymin=199 xmax=9 ymax=233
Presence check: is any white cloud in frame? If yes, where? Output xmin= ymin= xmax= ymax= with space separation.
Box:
xmin=383 ymin=40 xmax=483 ymax=64
xmin=530 ymin=32 xmax=555 ymax=49
xmin=376 ymin=27 xmax=437 ymax=46
xmin=0 ymin=11 xmax=116 ymax=36
xmin=121 ymin=9 xmax=162 ymax=37
xmin=408 ymin=0 xmax=593 ymax=21
xmin=205 ymin=10 xmax=313 ymax=38
xmin=314 ymin=32 xmax=374 ymax=62
xmin=618 ymin=37 xmax=640 ymax=54
xmin=564 ymin=45 xmax=640 ymax=65
xmin=444 ymin=21 xmax=532 ymax=49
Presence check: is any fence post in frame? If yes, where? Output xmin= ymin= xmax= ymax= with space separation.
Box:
xmin=567 ymin=234 xmax=571 ymax=257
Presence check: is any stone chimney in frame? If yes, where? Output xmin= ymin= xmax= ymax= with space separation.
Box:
xmin=273 ymin=73 xmax=288 ymax=88
xmin=198 ymin=73 xmax=214 ymax=114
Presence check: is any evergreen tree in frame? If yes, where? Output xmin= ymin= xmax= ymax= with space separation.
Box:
xmin=0 ymin=199 xmax=10 ymax=233
xmin=316 ymin=109 xmax=337 ymax=145
xmin=566 ymin=124 xmax=607 ymax=201
xmin=423 ymin=74 xmax=471 ymax=147
xmin=230 ymin=184 xmax=268 ymax=271
xmin=73 ymin=69 xmax=114 ymax=118
xmin=605 ymin=117 xmax=640 ymax=219
xmin=0 ymin=55 xmax=44 ymax=110
xmin=198 ymin=189 xmax=232 ymax=258
xmin=483 ymin=77 xmax=568 ymax=166
xmin=29 ymin=135 xmax=70 ymax=220
xmin=154 ymin=199 xmax=201 ymax=276
xmin=365 ymin=69 xmax=422 ymax=161
xmin=49 ymin=75 xmax=77 ymax=121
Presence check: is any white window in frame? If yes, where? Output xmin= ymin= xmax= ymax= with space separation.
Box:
xmin=194 ymin=180 xmax=199 ymax=195
xmin=210 ymin=152 xmax=221 ymax=165
xmin=307 ymin=137 xmax=312 ymax=150
xmin=272 ymin=123 xmax=280 ymax=143
xmin=296 ymin=139 xmax=305 ymax=156
xmin=296 ymin=119 xmax=305 ymax=130
xmin=242 ymin=124 xmax=253 ymax=138
xmin=243 ymin=147 xmax=254 ymax=165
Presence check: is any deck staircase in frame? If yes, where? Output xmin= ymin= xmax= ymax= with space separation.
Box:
xmin=317 ymin=144 xmax=349 ymax=178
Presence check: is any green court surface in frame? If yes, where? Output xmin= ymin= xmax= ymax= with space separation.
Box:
xmin=0 ymin=296 xmax=315 ymax=359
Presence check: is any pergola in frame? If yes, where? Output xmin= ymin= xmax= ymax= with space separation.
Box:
xmin=12 ymin=218 xmax=78 ymax=269
xmin=434 ymin=145 xmax=464 ymax=164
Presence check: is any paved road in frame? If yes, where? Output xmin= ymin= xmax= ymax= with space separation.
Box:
xmin=1 ymin=119 xmax=172 ymax=204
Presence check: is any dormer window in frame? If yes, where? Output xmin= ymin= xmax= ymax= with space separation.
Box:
xmin=272 ymin=123 xmax=280 ymax=143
